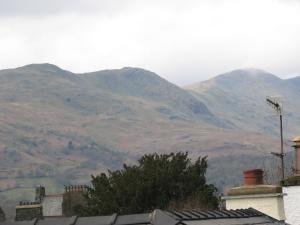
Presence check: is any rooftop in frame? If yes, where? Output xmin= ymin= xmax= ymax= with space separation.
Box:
xmin=0 ymin=208 xmax=286 ymax=225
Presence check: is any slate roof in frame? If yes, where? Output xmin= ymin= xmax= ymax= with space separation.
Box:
xmin=0 ymin=208 xmax=287 ymax=225
xmin=165 ymin=208 xmax=286 ymax=225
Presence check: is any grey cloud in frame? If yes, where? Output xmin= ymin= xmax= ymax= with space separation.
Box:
xmin=0 ymin=0 xmax=299 ymax=85
xmin=0 ymin=0 xmax=128 ymax=17
xmin=0 ymin=0 xmax=200 ymax=17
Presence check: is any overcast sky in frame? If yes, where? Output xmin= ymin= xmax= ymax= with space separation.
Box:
xmin=0 ymin=0 xmax=300 ymax=85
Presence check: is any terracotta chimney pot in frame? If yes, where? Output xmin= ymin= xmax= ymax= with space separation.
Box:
xmin=244 ymin=169 xmax=263 ymax=186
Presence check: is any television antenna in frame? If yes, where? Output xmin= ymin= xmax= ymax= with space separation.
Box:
xmin=266 ymin=96 xmax=285 ymax=181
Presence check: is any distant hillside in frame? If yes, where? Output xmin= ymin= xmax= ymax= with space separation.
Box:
xmin=0 ymin=65 xmax=293 ymax=217
xmin=186 ymin=68 xmax=300 ymax=137
xmin=0 ymin=65 xmax=234 ymax=187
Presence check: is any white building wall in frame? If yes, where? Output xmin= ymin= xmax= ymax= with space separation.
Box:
xmin=42 ymin=195 xmax=63 ymax=217
xmin=225 ymin=194 xmax=285 ymax=221
xmin=283 ymin=186 xmax=300 ymax=225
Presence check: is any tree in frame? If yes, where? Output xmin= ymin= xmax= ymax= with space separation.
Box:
xmin=79 ymin=152 xmax=218 ymax=216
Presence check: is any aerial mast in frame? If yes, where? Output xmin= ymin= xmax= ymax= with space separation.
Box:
xmin=266 ymin=97 xmax=285 ymax=181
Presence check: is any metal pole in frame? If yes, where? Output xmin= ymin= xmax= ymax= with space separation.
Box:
xmin=280 ymin=114 xmax=284 ymax=180
xmin=266 ymin=97 xmax=285 ymax=182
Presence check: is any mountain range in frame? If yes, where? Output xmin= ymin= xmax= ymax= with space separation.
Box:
xmin=0 ymin=64 xmax=298 ymax=215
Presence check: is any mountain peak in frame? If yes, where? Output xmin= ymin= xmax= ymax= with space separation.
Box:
xmin=18 ymin=63 xmax=71 ymax=74
xmin=87 ymin=67 xmax=164 ymax=86
xmin=232 ymin=68 xmax=269 ymax=74
xmin=21 ymin=63 xmax=60 ymax=69
xmin=216 ymin=68 xmax=278 ymax=80
xmin=185 ymin=68 xmax=281 ymax=93
xmin=201 ymin=68 xmax=281 ymax=89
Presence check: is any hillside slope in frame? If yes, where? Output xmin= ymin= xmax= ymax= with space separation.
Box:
xmin=186 ymin=68 xmax=300 ymax=137
xmin=0 ymin=65 xmax=289 ymax=216
xmin=0 ymin=64 xmax=233 ymax=187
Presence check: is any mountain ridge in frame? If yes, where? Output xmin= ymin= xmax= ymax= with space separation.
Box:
xmin=186 ymin=68 xmax=300 ymax=89
xmin=186 ymin=68 xmax=300 ymax=137
xmin=0 ymin=64 xmax=228 ymax=126
xmin=0 ymin=64 xmax=297 ymax=216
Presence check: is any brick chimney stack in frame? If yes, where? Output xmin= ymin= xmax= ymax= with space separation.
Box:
xmin=292 ymin=136 xmax=300 ymax=176
xmin=35 ymin=186 xmax=45 ymax=203
xmin=243 ymin=169 xmax=264 ymax=186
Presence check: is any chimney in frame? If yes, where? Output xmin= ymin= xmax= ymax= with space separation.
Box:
xmin=222 ymin=168 xmax=285 ymax=221
xmin=244 ymin=169 xmax=263 ymax=186
xmin=35 ymin=186 xmax=45 ymax=203
xmin=292 ymin=136 xmax=300 ymax=175
xmin=0 ymin=207 xmax=5 ymax=221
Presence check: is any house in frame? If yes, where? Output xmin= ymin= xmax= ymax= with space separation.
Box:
xmin=281 ymin=136 xmax=300 ymax=225
xmin=222 ymin=169 xmax=285 ymax=221
xmin=0 ymin=208 xmax=287 ymax=225
xmin=221 ymin=135 xmax=300 ymax=224
xmin=15 ymin=185 xmax=87 ymax=220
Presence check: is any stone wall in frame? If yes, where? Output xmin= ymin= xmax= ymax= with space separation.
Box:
xmin=15 ymin=203 xmax=43 ymax=221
